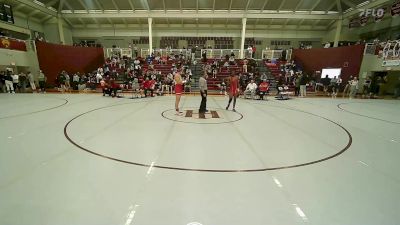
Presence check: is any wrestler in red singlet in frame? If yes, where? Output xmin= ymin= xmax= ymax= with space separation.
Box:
xmin=226 ymin=70 xmax=240 ymax=112
xmin=174 ymin=71 xmax=184 ymax=115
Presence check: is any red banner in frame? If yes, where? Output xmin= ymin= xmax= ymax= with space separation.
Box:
xmin=0 ymin=38 xmax=27 ymax=51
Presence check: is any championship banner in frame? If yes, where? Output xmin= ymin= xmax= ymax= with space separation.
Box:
xmin=391 ymin=0 xmax=400 ymax=17
xmin=0 ymin=38 xmax=27 ymax=51
xmin=349 ymin=18 xmax=360 ymax=29
xmin=359 ymin=15 xmax=369 ymax=26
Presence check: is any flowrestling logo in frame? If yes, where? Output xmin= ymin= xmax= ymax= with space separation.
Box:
xmin=359 ymin=8 xmax=385 ymax=17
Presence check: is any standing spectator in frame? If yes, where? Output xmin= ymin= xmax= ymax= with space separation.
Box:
xmin=294 ymin=75 xmax=300 ymax=96
xmin=243 ymin=59 xmax=248 ymax=73
xmin=199 ymin=72 xmax=208 ymax=114
xmin=64 ymin=72 xmax=71 ymax=91
xmin=362 ymin=76 xmax=371 ymax=98
xmin=133 ymin=44 xmax=138 ymax=57
xmin=393 ymin=76 xmax=400 ymax=99
xmin=12 ymin=73 xmax=19 ymax=93
xmin=27 ymin=72 xmax=36 ymax=92
xmin=252 ymin=45 xmax=256 ymax=58
xmin=19 ymin=72 xmax=27 ymax=93
xmin=321 ymin=75 xmax=331 ymax=96
xmin=349 ymin=77 xmax=359 ymax=99
xmin=330 ymin=76 xmax=338 ymax=98
xmin=73 ymin=73 xmax=80 ymax=90
xmin=247 ymin=45 xmax=253 ymax=58
xmin=299 ymin=73 xmax=308 ymax=98
xmin=342 ymin=76 xmax=353 ymax=98
xmin=0 ymin=71 xmax=6 ymax=93
xmin=5 ymin=70 xmax=14 ymax=93
xmin=38 ymin=70 xmax=46 ymax=93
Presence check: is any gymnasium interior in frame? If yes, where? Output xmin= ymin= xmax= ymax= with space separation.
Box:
xmin=0 ymin=0 xmax=400 ymax=225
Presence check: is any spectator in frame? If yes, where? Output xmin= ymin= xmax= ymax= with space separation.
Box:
xmin=38 ymin=70 xmax=47 ymax=93
xmin=73 ymin=73 xmax=80 ymax=90
xmin=299 ymin=73 xmax=308 ymax=97
xmin=0 ymin=71 xmax=6 ymax=93
xmin=244 ymin=79 xmax=257 ymax=99
xmin=19 ymin=72 xmax=27 ymax=93
xmin=362 ymin=76 xmax=371 ymax=98
xmin=5 ymin=70 xmax=14 ymax=93
xmin=27 ymin=71 xmax=36 ymax=93
xmin=393 ymin=76 xmax=400 ymax=99
xmin=12 ymin=73 xmax=19 ymax=92
xmin=342 ymin=76 xmax=353 ymax=98
xmin=321 ymin=75 xmax=331 ymax=96
xmin=349 ymin=77 xmax=359 ymax=99
xmin=258 ymin=80 xmax=270 ymax=100
xmin=220 ymin=79 xmax=227 ymax=95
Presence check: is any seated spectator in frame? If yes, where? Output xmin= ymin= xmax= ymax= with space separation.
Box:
xmin=143 ymin=77 xmax=154 ymax=97
xmin=244 ymin=79 xmax=257 ymax=99
xmin=258 ymin=80 xmax=270 ymax=100
xmin=220 ymin=79 xmax=227 ymax=95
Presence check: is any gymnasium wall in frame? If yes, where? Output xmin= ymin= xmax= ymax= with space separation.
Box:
xmin=35 ymin=41 xmax=105 ymax=85
xmin=292 ymin=45 xmax=365 ymax=81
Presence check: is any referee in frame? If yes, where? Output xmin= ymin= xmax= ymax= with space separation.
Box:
xmin=199 ymin=71 xmax=208 ymax=114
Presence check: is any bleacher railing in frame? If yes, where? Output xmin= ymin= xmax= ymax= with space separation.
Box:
xmin=364 ymin=43 xmax=378 ymax=55
xmin=105 ymin=48 xmax=132 ymax=58
xmin=261 ymin=49 xmax=292 ymax=61
xmin=140 ymin=49 xmax=192 ymax=58
xmin=200 ymin=49 xmax=242 ymax=59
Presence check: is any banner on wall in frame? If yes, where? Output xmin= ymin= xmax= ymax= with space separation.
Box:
xmin=382 ymin=59 xmax=400 ymax=67
xmin=349 ymin=18 xmax=361 ymax=28
xmin=359 ymin=15 xmax=369 ymax=26
xmin=391 ymin=0 xmax=400 ymax=16
xmin=0 ymin=38 xmax=27 ymax=51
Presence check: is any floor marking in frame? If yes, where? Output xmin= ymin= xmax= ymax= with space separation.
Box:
xmin=185 ymin=110 xmax=193 ymax=117
xmin=211 ymin=110 xmax=220 ymax=118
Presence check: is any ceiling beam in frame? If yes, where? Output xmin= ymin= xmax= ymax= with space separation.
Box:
xmin=107 ymin=18 xmax=114 ymax=25
xmin=128 ymin=0 xmax=135 ymax=11
xmin=277 ymin=0 xmax=286 ymax=11
xmin=28 ymin=10 xmax=41 ymax=18
xmin=245 ymin=0 xmax=252 ymax=12
xmin=63 ymin=11 xmax=339 ymax=20
xmin=341 ymin=0 xmax=356 ymax=9
xmin=326 ymin=1 xmax=336 ymax=13
xmin=45 ymin=0 xmax=59 ymax=7
xmin=111 ymin=0 xmax=120 ymax=11
xmin=14 ymin=0 xmax=57 ymax=17
xmin=196 ymin=0 xmax=199 ymax=13
xmin=59 ymin=0 xmax=65 ymax=12
xmin=294 ymin=0 xmax=305 ymax=11
xmin=77 ymin=0 xmax=89 ymax=12
xmin=142 ymin=0 xmax=150 ymax=11
xmin=260 ymin=0 xmax=269 ymax=13
xmin=163 ymin=0 xmax=166 ymax=13
xmin=41 ymin=14 xmax=53 ymax=23
xmin=336 ymin=0 xmax=342 ymax=14
xmin=212 ymin=0 xmax=216 ymax=13
xmin=179 ymin=0 xmax=182 ymax=12
xmin=93 ymin=0 xmax=104 ymax=11
xmin=310 ymin=0 xmax=322 ymax=12
xmin=229 ymin=0 xmax=233 ymax=12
